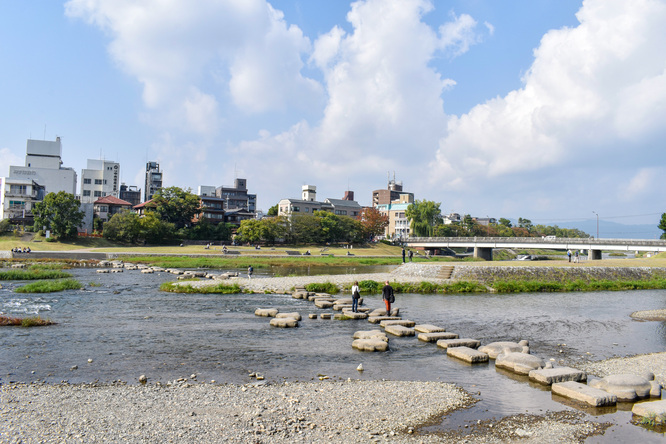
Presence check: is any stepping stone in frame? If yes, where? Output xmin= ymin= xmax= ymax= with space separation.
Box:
xmin=335 ymin=298 xmax=353 ymax=304
xmin=276 ymin=312 xmax=302 ymax=321
xmin=495 ymin=352 xmax=544 ymax=375
xmin=352 ymin=338 xmax=389 ymax=352
xmin=529 ymin=367 xmax=587 ymax=385
xmin=436 ymin=338 xmax=480 ymax=350
xmin=368 ymin=316 xmax=401 ymax=324
xmin=308 ymin=314 xmax=317 ymax=319
xmin=447 ymin=346 xmax=489 ymax=364
xmin=343 ymin=307 xmax=371 ymax=313
xmin=552 ymin=381 xmax=617 ymax=407
xmin=254 ymin=308 xmax=278 ymax=317
xmin=269 ymin=317 xmax=299 ymax=328
xmin=353 ymin=330 xmax=389 ymax=341
xmin=334 ymin=312 xmax=367 ymax=320
xmin=311 ymin=296 xmax=336 ymax=302
xmin=632 ymin=400 xmax=666 ymax=422
xmin=141 ymin=269 xmax=154 ymax=274
xmin=379 ymin=319 xmax=415 ymax=328
xmin=314 ymin=300 xmax=335 ymax=309
xmin=320 ymin=313 xmax=332 ymax=319
xmin=414 ymin=324 xmax=446 ymax=333
xmin=96 ymin=269 xmax=109 ymax=273
xmin=292 ymin=291 xmax=309 ymax=299
xmin=418 ymin=332 xmax=459 ymax=342
xmin=588 ymin=374 xmax=653 ymax=402
xmin=333 ymin=304 xmax=354 ymax=311
xmin=369 ymin=308 xmax=400 ymax=317
xmin=478 ymin=341 xmax=530 ymax=359
xmin=384 ymin=325 xmax=415 ymax=337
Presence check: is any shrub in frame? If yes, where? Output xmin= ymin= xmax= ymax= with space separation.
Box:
xmin=305 ymin=282 xmax=339 ymax=294
xmin=160 ymin=282 xmax=242 ymax=294
xmin=358 ymin=280 xmax=381 ymax=293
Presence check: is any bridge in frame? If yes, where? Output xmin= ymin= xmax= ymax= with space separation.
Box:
xmin=405 ymin=237 xmax=666 ymax=260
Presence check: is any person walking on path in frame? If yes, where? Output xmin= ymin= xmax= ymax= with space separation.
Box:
xmin=351 ymin=281 xmax=360 ymax=313
xmin=567 ymin=249 xmax=572 ymax=262
xmin=248 ymin=265 xmax=253 ymax=279
xmin=402 ymin=247 xmax=406 ymax=263
xmin=408 ymin=250 xmax=413 ymax=262
xmin=574 ymin=250 xmax=579 ymax=263
xmin=382 ymin=280 xmax=394 ymax=316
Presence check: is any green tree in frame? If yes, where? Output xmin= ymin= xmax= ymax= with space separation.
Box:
xmin=32 ymin=191 xmax=84 ymax=240
xmin=498 ymin=218 xmax=512 ymax=228
xmin=405 ymin=200 xmax=443 ymax=237
xmin=140 ymin=212 xmax=176 ymax=244
xmin=658 ymin=213 xmax=666 ymax=239
xmin=152 ymin=187 xmax=201 ymax=229
xmin=289 ymin=214 xmax=322 ymax=244
xmin=267 ymin=204 xmax=278 ymax=217
xmin=103 ymin=211 xmax=142 ymax=243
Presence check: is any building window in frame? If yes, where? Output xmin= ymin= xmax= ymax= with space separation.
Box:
xmin=292 ymin=206 xmax=300 ymax=212
xmin=83 ymin=190 xmax=91 ymax=196
xmin=94 ymin=179 xmax=103 ymax=185
xmin=83 ymin=178 xmax=92 ymax=184
xmin=9 ymin=200 xmax=25 ymax=209
xmin=104 ymin=180 xmax=107 ymax=185
xmin=9 ymin=185 xmax=27 ymax=195
xmin=94 ymin=191 xmax=102 ymax=197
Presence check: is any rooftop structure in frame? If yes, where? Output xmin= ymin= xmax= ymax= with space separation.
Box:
xmin=278 ymin=185 xmax=361 ymax=218
xmin=8 ymin=138 xmax=77 ymax=195
xmin=145 ymin=161 xmax=162 ymax=202
xmin=80 ymin=159 xmax=120 ymax=204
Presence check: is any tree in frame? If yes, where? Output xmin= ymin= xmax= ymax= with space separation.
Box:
xmin=498 ymin=218 xmax=512 ymax=228
xmin=140 ymin=212 xmax=176 ymax=244
xmin=103 ymin=211 xmax=142 ymax=243
xmin=32 ymin=191 xmax=84 ymax=240
xmin=658 ymin=213 xmax=666 ymax=239
xmin=517 ymin=217 xmax=533 ymax=232
xmin=152 ymin=186 xmax=201 ymax=229
xmin=405 ymin=200 xmax=443 ymax=237
xmin=267 ymin=204 xmax=278 ymax=217
xmin=358 ymin=207 xmax=389 ymax=240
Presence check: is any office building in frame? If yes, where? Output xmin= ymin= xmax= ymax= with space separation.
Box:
xmin=80 ymin=159 xmax=120 ymax=203
xmin=8 ymin=138 xmax=77 ymax=195
xmin=144 ymin=161 xmax=162 ymax=201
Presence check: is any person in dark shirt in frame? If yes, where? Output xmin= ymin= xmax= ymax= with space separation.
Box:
xmin=382 ymin=280 xmax=394 ymax=316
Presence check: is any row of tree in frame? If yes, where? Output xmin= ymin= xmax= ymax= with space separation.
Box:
xmin=235 ymin=207 xmax=389 ymax=245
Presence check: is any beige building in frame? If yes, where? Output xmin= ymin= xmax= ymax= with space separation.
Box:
xmin=278 ymin=185 xmax=361 ymax=218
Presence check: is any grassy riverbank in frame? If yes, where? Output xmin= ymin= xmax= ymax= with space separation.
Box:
xmin=0 ymin=315 xmax=55 ymax=327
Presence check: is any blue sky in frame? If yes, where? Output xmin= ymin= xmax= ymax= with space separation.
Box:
xmin=1 ymin=0 xmax=665 ymax=236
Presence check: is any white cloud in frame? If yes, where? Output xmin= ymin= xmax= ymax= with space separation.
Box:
xmin=65 ymin=0 xmax=323 ymax=131
xmin=0 ymin=148 xmax=23 ymax=177
xmin=432 ymin=0 xmax=666 ymax=194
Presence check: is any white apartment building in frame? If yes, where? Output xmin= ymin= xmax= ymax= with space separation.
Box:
xmin=0 ymin=177 xmax=45 ymax=221
xmin=8 ymin=138 xmax=77 ymax=195
xmin=80 ymin=159 xmax=120 ymax=204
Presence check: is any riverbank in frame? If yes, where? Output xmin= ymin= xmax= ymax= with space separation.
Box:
xmin=0 ymin=379 xmax=611 ymax=443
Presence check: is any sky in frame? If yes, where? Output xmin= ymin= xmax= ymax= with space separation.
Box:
xmin=1 ymin=0 xmax=665 ymax=236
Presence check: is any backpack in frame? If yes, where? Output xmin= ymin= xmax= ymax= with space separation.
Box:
xmin=352 ymin=290 xmax=360 ymax=299
xmin=388 ymin=291 xmax=395 ymax=303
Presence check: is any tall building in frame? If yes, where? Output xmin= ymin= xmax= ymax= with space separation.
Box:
xmin=215 ymin=178 xmax=256 ymax=212
xmin=371 ymin=177 xmax=414 ymax=208
xmin=80 ymin=159 xmax=120 ymax=203
xmin=119 ymin=184 xmax=142 ymax=206
xmin=144 ymin=161 xmax=162 ymax=201
xmin=8 ymin=138 xmax=77 ymax=195
xmin=196 ymin=178 xmax=257 ymax=225
xmin=372 ymin=176 xmax=414 ymax=240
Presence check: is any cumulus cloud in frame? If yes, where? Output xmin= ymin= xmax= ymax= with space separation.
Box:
xmin=433 ymin=0 xmax=666 ymax=193
xmin=65 ymin=0 xmax=323 ymax=132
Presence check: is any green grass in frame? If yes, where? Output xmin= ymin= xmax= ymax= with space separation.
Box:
xmin=15 ymin=278 xmax=82 ymax=293
xmin=116 ymin=255 xmax=406 ymax=269
xmin=0 ymin=270 xmax=72 ymax=281
xmin=160 ymin=281 xmax=242 ymax=294
xmin=305 ymin=282 xmax=339 ymax=294
xmin=489 ymin=278 xmax=666 ymax=293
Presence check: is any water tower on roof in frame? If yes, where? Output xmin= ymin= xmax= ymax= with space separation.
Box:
xmin=302 ymin=185 xmax=317 ymax=202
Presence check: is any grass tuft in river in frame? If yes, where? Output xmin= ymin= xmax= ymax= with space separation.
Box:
xmin=15 ymin=278 xmax=83 ymax=293
xmin=160 ymin=281 xmax=242 ymax=294
xmin=0 ymin=315 xmax=56 ymax=327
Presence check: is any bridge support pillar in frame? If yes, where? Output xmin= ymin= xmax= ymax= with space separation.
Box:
xmin=474 ymin=247 xmax=493 ymax=261
xmin=588 ymin=249 xmax=602 ymax=260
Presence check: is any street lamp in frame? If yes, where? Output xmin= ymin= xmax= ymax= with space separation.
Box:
xmin=592 ymin=211 xmax=599 ymax=239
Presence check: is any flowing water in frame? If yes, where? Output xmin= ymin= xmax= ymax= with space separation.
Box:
xmin=1 ymin=266 xmax=665 ymax=441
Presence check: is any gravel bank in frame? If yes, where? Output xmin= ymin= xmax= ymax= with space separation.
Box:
xmin=0 ymin=380 xmax=613 ymax=443
xmin=578 ymin=351 xmax=666 ymax=386
xmin=631 ymin=309 xmax=666 ymax=321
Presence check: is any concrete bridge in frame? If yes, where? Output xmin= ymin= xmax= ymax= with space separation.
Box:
xmin=405 ymin=237 xmax=666 ymax=261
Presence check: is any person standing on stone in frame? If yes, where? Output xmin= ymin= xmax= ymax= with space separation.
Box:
xmin=382 ymin=280 xmax=394 ymax=316
xmin=408 ymin=250 xmax=413 ymax=262
xmin=402 ymin=247 xmax=406 ymax=263
xmin=248 ymin=265 xmax=253 ymax=279
xmin=351 ymin=281 xmax=360 ymax=313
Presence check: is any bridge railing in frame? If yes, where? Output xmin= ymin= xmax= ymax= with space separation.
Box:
xmin=406 ymin=237 xmax=666 ymax=247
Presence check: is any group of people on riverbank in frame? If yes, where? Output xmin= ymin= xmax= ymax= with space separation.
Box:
xmin=11 ymin=247 xmax=30 ymax=254
xmin=348 ymin=280 xmax=395 ymax=314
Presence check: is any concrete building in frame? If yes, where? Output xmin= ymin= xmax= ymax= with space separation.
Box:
xmin=8 ymin=138 xmax=77 ymax=195
xmin=371 ymin=177 xmax=414 ymax=208
xmin=278 ymin=186 xmax=361 ymax=218
xmin=0 ymin=177 xmax=45 ymax=223
xmin=145 ymin=161 xmax=162 ymax=202
xmin=372 ymin=177 xmax=415 ymax=240
xmin=215 ymin=178 xmax=256 ymax=213
xmin=119 ymin=184 xmax=142 ymax=206
xmin=197 ymin=178 xmax=257 ymax=220
xmin=80 ymin=159 xmax=120 ymax=203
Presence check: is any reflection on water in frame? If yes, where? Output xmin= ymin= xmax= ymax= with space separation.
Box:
xmin=1 ymin=266 xmax=665 ymax=438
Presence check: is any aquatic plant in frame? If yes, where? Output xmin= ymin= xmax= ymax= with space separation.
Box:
xmin=15 ymin=278 xmax=82 ymax=293
xmin=0 ymin=270 xmax=72 ymax=281
xmin=160 ymin=281 xmax=242 ymax=294
xmin=305 ymin=282 xmax=339 ymax=294
xmin=0 ymin=315 xmax=55 ymax=327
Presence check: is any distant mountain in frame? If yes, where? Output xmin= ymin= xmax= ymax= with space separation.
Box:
xmin=540 ymin=220 xmax=661 ymax=240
